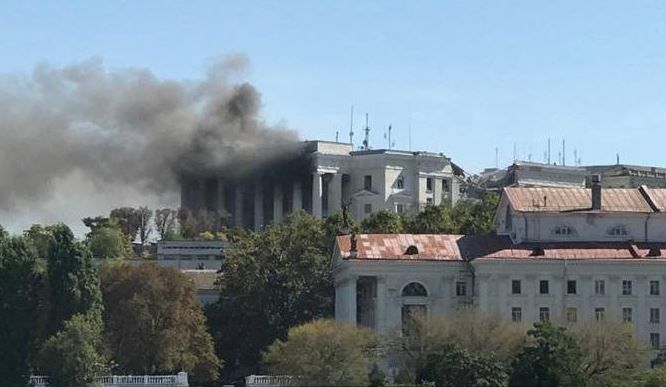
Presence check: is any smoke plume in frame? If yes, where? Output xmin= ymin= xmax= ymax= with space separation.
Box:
xmin=0 ymin=55 xmax=299 ymax=233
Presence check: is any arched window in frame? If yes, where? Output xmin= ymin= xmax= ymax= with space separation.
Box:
xmin=553 ymin=225 xmax=575 ymax=236
xmin=405 ymin=245 xmax=419 ymax=255
xmin=608 ymin=225 xmax=628 ymax=237
xmin=402 ymin=282 xmax=428 ymax=297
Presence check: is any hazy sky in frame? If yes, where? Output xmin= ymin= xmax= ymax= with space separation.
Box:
xmin=2 ymin=1 xmax=666 ymax=173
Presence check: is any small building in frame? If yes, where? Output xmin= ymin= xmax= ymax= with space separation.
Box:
xmin=333 ymin=180 xmax=666 ymax=363
xmin=156 ymin=240 xmax=230 ymax=270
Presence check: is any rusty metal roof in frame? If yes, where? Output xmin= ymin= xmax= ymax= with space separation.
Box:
xmin=504 ymin=187 xmax=654 ymax=212
xmin=643 ymin=187 xmax=666 ymax=212
xmin=336 ymin=234 xmax=666 ymax=261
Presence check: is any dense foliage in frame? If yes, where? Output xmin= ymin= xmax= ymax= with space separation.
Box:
xmin=417 ymin=345 xmax=509 ymax=387
xmin=206 ymin=211 xmax=334 ymax=381
xmin=263 ymin=320 xmax=377 ymax=387
xmin=100 ymin=263 xmax=220 ymax=382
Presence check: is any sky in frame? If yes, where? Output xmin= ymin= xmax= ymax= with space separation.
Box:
xmin=2 ymin=1 xmax=666 ymax=232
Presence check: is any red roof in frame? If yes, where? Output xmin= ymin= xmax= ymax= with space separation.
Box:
xmin=504 ymin=187 xmax=653 ymax=212
xmin=336 ymin=234 xmax=666 ymax=261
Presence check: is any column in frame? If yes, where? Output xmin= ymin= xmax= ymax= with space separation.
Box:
xmin=273 ymin=183 xmax=284 ymax=224
xmin=335 ymin=277 xmax=357 ymax=325
xmin=234 ymin=185 xmax=243 ymax=228
xmin=217 ymin=179 xmax=227 ymax=224
xmin=292 ymin=180 xmax=303 ymax=211
xmin=253 ymin=181 xmax=264 ymax=231
xmin=312 ymin=172 xmax=323 ymax=218
xmin=433 ymin=178 xmax=442 ymax=205
xmin=328 ymin=173 xmax=343 ymax=215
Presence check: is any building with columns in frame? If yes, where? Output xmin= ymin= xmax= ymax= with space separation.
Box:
xmin=333 ymin=182 xmax=666 ymax=374
xmin=181 ymin=140 xmax=464 ymax=230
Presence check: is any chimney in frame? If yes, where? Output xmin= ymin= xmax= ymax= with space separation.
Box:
xmin=591 ymin=174 xmax=602 ymax=210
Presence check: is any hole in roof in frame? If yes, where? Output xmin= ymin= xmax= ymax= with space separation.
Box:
xmin=530 ymin=246 xmax=545 ymax=257
xmin=405 ymin=245 xmax=419 ymax=255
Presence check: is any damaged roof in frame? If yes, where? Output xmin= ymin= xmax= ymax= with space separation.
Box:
xmin=335 ymin=234 xmax=666 ymax=261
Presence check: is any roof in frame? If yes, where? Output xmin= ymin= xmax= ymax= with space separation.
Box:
xmin=643 ymin=187 xmax=666 ymax=212
xmin=181 ymin=270 xmax=219 ymax=291
xmin=504 ymin=187 xmax=654 ymax=213
xmin=335 ymin=234 xmax=666 ymax=261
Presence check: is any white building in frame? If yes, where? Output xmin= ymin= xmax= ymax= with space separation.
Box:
xmin=181 ymin=140 xmax=464 ymax=230
xmin=333 ymin=180 xmax=666 ymax=354
xmin=156 ymin=240 xmax=230 ymax=270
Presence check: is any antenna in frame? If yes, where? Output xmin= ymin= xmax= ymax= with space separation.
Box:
xmin=574 ymin=149 xmax=578 ymax=166
xmin=362 ymin=113 xmax=370 ymax=150
xmin=616 ymin=153 xmax=620 ymax=165
xmin=335 ymin=131 xmax=339 ymax=142
xmin=562 ymin=139 xmax=566 ymax=166
xmin=349 ymin=105 xmax=354 ymax=146
xmin=547 ymin=138 xmax=551 ymax=164
xmin=495 ymin=147 xmax=499 ymax=168
xmin=388 ymin=124 xmax=393 ymax=149
xmin=513 ymin=143 xmax=517 ymax=162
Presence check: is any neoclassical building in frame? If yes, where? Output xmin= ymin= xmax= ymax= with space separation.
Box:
xmin=333 ymin=181 xmax=666 ymax=355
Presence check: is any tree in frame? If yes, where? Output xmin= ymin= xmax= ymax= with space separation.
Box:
xmin=570 ymin=320 xmax=645 ymax=386
xmin=510 ymin=321 xmax=585 ymax=387
xmin=110 ymin=207 xmax=142 ymax=242
xmin=137 ymin=206 xmax=153 ymax=245
xmin=416 ymin=345 xmax=509 ymax=387
xmin=100 ymin=263 xmax=220 ymax=382
xmin=637 ymin=367 xmax=666 ymax=387
xmin=44 ymin=224 xmax=102 ymax=337
xmin=0 ymin=224 xmax=8 ymax=240
xmin=178 ymin=208 xmax=217 ymax=238
xmin=88 ymin=226 xmax=129 ymax=259
xmin=206 ymin=211 xmax=333 ymax=380
xmin=404 ymin=193 xmax=499 ymax=235
xmin=37 ymin=313 xmax=108 ymax=387
xmin=0 ymin=236 xmax=43 ymax=387
xmin=361 ymin=210 xmax=404 ymax=234
xmin=404 ymin=204 xmax=455 ymax=234
xmin=82 ymin=216 xmax=111 ymax=238
xmin=322 ymin=209 xmax=359 ymax=247
xmin=263 ymin=320 xmax=377 ymax=387
xmin=23 ymin=224 xmax=57 ymax=258
xmin=154 ymin=208 xmax=178 ymax=240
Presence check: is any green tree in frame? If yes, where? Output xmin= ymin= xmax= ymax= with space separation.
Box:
xmin=23 ymin=224 xmax=57 ymax=258
xmin=263 ymin=320 xmax=377 ymax=387
xmin=44 ymin=224 xmax=102 ymax=337
xmin=571 ymin=320 xmax=645 ymax=387
xmin=100 ymin=263 xmax=220 ymax=382
xmin=0 ymin=236 xmax=44 ymax=387
xmin=510 ymin=321 xmax=585 ymax=387
xmin=404 ymin=193 xmax=499 ymax=235
xmin=416 ymin=345 xmax=509 ymax=387
xmin=82 ymin=216 xmax=111 ymax=238
xmin=361 ymin=210 xmax=404 ymax=234
xmin=110 ymin=207 xmax=142 ymax=242
xmin=0 ymin=224 xmax=8 ymax=240
xmin=137 ymin=206 xmax=152 ymax=245
xmin=404 ymin=204 xmax=455 ymax=234
xmin=637 ymin=367 xmax=666 ymax=387
xmin=88 ymin=226 xmax=129 ymax=259
xmin=37 ymin=313 xmax=108 ymax=387
xmin=207 ymin=211 xmax=333 ymax=380
xmin=178 ymin=208 xmax=217 ymax=238
xmin=322 ymin=209 xmax=359 ymax=247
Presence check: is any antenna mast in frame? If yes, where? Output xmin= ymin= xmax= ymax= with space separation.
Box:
xmin=388 ymin=124 xmax=393 ymax=149
xmin=362 ymin=113 xmax=370 ymax=150
xmin=335 ymin=131 xmax=339 ymax=142
xmin=349 ymin=105 xmax=354 ymax=146
xmin=547 ymin=138 xmax=551 ymax=164
xmin=562 ymin=139 xmax=566 ymax=166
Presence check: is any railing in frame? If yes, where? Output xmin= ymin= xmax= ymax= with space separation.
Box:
xmin=31 ymin=372 xmax=188 ymax=386
xmin=245 ymin=374 xmax=295 ymax=387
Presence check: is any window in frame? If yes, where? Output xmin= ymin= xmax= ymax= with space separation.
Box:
xmin=651 ymin=333 xmax=661 ymax=350
xmin=396 ymin=203 xmax=405 ymax=214
xmin=651 ymin=308 xmax=661 ymax=324
xmin=402 ymin=282 xmax=428 ymax=297
xmin=566 ymin=307 xmax=577 ymax=323
xmin=426 ymin=198 xmax=433 ymax=205
xmin=511 ymin=307 xmax=522 ymax=322
xmin=396 ymin=175 xmax=405 ymax=189
xmin=595 ymin=280 xmax=606 ymax=295
xmin=364 ymin=175 xmax=372 ymax=191
xmin=617 ymin=308 xmax=632 ymax=323
xmin=608 ymin=225 xmax=628 ymax=236
xmin=426 ymin=178 xmax=433 ymax=192
xmin=456 ymin=281 xmax=467 ymax=297
xmin=539 ymin=307 xmax=550 ymax=322
xmin=595 ymin=307 xmax=605 ymax=321
xmin=442 ymin=179 xmax=450 ymax=192
xmin=364 ymin=203 xmax=372 ymax=214
xmin=539 ymin=280 xmax=549 ymax=295
xmin=554 ymin=225 xmax=575 ymax=236
xmin=622 ymin=280 xmax=633 ymax=296
xmin=512 ymin=280 xmax=522 ymax=295
xmin=567 ymin=280 xmax=577 ymax=295
xmin=651 ymin=280 xmax=660 ymax=296
xmin=402 ymin=305 xmax=427 ymax=337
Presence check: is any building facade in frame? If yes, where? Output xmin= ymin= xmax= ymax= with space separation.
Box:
xmin=181 ymin=140 xmax=464 ymax=231
xmin=333 ymin=183 xmax=666 ymax=360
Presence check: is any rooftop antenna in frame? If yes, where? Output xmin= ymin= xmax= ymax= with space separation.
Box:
xmin=562 ymin=139 xmax=566 ymax=166
xmin=574 ymin=149 xmax=578 ymax=166
xmin=349 ymin=105 xmax=354 ymax=146
xmin=616 ymin=153 xmax=620 ymax=165
xmin=513 ymin=143 xmax=517 ymax=162
xmin=388 ymin=124 xmax=393 ymax=149
xmin=335 ymin=130 xmax=339 ymax=143
xmin=362 ymin=113 xmax=370 ymax=150
xmin=495 ymin=147 xmax=499 ymax=168
xmin=547 ymin=138 xmax=551 ymax=164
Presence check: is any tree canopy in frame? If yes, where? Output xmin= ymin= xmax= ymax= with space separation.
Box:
xmin=361 ymin=210 xmax=404 ymax=234
xmin=263 ymin=320 xmax=377 ymax=387
xmin=404 ymin=193 xmax=499 ymax=234
xmin=206 ymin=211 xmax=334 ymax=380
xmin=100 ymin=263 xmax=220 ymax=382
xmin=88 ymin=226 xmax=129 ymax=259
xmin=416 ymin=345 xmax=509 ymax=387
